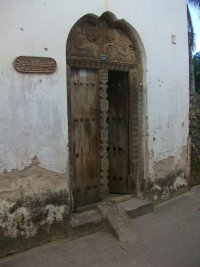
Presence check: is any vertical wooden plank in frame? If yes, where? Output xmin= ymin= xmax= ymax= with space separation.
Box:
xmin=107 ymin=71 xmax=129 ymax=193
xmin=71 ymin=68 xmax=100 ymax=207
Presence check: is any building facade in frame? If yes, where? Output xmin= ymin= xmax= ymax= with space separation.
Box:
xmin=0 ymin=0 xmax=189 ymax=255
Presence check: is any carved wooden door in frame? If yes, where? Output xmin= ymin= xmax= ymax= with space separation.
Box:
xmin=71 ymin=68 xmax=100 ymax=207
xmin=107 ymin=71 xmax=129 ymax=193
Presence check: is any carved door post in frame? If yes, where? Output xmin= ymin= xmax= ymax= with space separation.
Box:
xmin=99 ymin=69 xmax=109 ymax=198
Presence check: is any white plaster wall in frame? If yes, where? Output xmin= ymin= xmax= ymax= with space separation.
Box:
xmin=0 ymin=0 xmax=189 ymax=177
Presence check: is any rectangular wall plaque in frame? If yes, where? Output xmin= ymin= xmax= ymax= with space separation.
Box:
xmin=13 ymin=56 xmax=57 ymax=74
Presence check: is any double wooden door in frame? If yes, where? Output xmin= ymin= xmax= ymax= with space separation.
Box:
xmin=70 ymin=68 xmax=129 ymax=207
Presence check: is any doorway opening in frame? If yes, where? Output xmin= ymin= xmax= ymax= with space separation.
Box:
xmin=107 ymin=71 xmax=130 ymax=194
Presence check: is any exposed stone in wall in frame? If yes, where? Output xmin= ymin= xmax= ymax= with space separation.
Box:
xmin=190 ymin=92 xmax=200 ymax=184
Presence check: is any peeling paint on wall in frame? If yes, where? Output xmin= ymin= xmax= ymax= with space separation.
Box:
xmin=0 ymin=156 xmax=69 ymax=201
xmin=152 ymin=146 xmax=187 ymax=181
xmin=0 ymin=190 xmax=69 ymax=239
xmin=148 ymin=171 xmax=188 ymax=201
xmin=0 ymin=201 xmax=37 ymax=238
xmin=0 ymin=155 xmax=70 ymax=241
xmin=173 ymin=175 xmax=187 ymax=190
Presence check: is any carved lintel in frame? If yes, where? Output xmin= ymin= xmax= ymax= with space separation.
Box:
xmin=67 ymin=15 xmax=137 ymax=67
xmin=13 ymin=56 xmax=57 ymax=74
xmin=67 ymin=58 xmax=136 ymax=71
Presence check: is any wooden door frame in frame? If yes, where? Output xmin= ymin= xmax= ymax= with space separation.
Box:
xmin=66 ymin=12 xmax=145 ymax=206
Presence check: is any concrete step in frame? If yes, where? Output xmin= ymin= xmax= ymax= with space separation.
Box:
xmin=69 ymin=197 xmax=153 ymax=242
xmin=98 ymin=203 xmax=137 ymax=242
xmin=117 ymin=198 xmax=154 ymax=219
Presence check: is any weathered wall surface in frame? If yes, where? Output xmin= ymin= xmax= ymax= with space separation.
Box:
xmin=0 ymin=0 xmax=189 ymax=254
xmin=190 ymin=92 xmax=200 ymax=184
xmin=0 ymin=0 xmax=189 ymax=175
xmin=0 ymin=156 xmax=70 ymax=257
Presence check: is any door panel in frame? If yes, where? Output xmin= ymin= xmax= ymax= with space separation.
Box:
xmin=107 ymin=71 xmax=129 ymax=193
xmin=71 ymin=68 xmax=99 ymax=207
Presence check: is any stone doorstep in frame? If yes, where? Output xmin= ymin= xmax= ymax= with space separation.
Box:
xmin=74 ymin=203 xmax=99 ymax=213
xmin=69 ymin=197 xmax=154 ymax=242
xmin=117 ymin=198 xmax=154 ymax=219
xmin=98 ymin=202 xmax=137 ymax=242
xmin=74 ymin=194 xmax=136 ymax=213
xmin=103 ymin=193 xmax=136 ymax=203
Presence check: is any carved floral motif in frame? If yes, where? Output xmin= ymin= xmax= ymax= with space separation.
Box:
xmin=67 ymin=20 xmax=136 ymax=65
xmin=99 ymin=69 xmax=109 ymax=198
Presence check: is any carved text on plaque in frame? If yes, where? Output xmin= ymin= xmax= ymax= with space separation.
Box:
xmin=13 ymin=56 xmax=57 ymax=73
